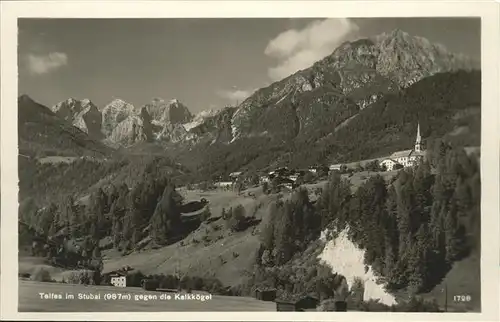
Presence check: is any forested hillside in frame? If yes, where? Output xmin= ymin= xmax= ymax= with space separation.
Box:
xmin=245 ymin=139 xmax=479 ymax=309
xmin=184 ymin=70 xmax=480 ymax=181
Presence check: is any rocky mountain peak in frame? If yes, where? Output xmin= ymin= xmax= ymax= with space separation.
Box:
xmin=18 ymin=94 xmax=35 ymax=105
xmin=101 ymin=98 xmax=137 ymax=137
xmin=51 ymin=98 xmax=102 ymax=138
xmin=230 ymin=29 xmax=476 ymax=141
xmin=143 ymin=97 xmax=193 ymax=125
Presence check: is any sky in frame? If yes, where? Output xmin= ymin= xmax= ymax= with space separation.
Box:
xmin=18 ymin=18 xmax=481 ymax=114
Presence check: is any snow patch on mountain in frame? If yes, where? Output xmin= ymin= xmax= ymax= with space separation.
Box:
xmin=318 ymin=227 xmax=397 ymax=306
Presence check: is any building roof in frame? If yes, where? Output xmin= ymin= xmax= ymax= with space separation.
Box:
xmin=276 ymin=293 xmax=319 ymax=303
xmin=390 ymin=149 xmax=427 ymax=159
xmin=255 ymin=287 xmax=277 ymax=292
xmin=390 ymin=149 xmax=413 ymax=158
xmin=409 ymin=150 xmax=426 ymax=157
xmin=229 ymin=172 xmax=243 ymax=177
xmin=380 ymin=158 xmax=399 ymax=164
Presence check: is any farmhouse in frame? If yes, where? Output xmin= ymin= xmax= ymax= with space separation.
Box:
xmin=275 ymin=294 xmax=319 ymax=311
xmin=380 ymin=123 xmax=426 ymax=171
xmin=214 ymin=181 xmax=233 ymax=188
xmin=229 ymin=172 xmax=243 ymax=181
xmin=274 ymin=167 xmax=289 ymax=176
xmin=309 ymin=165 xmax=328 ymax=175
xmin=329 ymin=164 xmax=341 ymax=171
xmin=109 ymin=271 xmax=127 ymax=287
xmin=380 ymin=159 xmax=400 ymax=171
xmin=260 ymin=175 xmax=270 ymax=183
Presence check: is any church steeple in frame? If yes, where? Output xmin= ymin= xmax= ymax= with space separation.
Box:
xmin=415 ymin=122 xmax=422 ymax=152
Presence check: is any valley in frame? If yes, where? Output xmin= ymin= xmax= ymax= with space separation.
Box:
xmin=16 ymin=28 xmax=481 ymax=312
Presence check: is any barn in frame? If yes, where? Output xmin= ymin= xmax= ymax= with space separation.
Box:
xmin=275 ymin=294 xmax=319 ymax=311
xmin=254 ymin=288 xmax=277 ymax=301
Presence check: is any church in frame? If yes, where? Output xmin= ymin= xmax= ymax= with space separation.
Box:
xmin=380 ymin=123 xmax=426 ymax=171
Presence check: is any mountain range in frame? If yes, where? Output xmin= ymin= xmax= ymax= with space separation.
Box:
xmin=18 ymin=29 xmax=480 ymax=174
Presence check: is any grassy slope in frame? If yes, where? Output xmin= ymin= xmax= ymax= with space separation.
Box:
xmin=102 ymin=186 xmax=277 ymax=286
xmin=18 ymin=168 xmax=480 ymax=311
xmin=101 ymin=170 xmax=400 ymax=286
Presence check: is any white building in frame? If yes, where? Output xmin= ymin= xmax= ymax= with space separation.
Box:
xmin=380 ymin=159 xmax=399 ymax=171
xmin=380 ymin=123 xmax=426 ymax=171
xmin=329 ymin=164 xmax=341 ymax=171
xmin=110 ymin=273 xmax=127 ymax=287
xmin=214 ymin=181 xmax=233 ymax=188
xmin=229 ymin=172 xmax=243 ymax=181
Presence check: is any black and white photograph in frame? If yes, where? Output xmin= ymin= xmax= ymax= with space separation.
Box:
xmin=1 ymin=1 xmax=499 ymax=320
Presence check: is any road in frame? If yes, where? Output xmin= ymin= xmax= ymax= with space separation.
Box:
xmin=18 ymin=280 xmax=276 ymax=312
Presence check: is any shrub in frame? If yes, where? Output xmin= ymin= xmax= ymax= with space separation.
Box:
xmin=224 ymin=204 xmax=248 ymax=232
xmin=201 ymin=206 xmax=211 ymax=221
xmin=66 ymin=272 xmax=82 ymax=284
xmin=262 ymin=182 xmax=270 ymax=194
xmin=317 ymin=299 xmax=337 ymax=311
xmin=30 ymin=267 xmax=52 ymax=282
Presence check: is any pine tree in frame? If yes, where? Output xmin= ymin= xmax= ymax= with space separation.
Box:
xmin=384 ymin=185 xmax=400 ymax=276
xmin=395 ymin=174 xmax=415 ymax=258
xmin=260 ymin=203 xmax=277 ymax=250
xmin=444 ymin=199 xmax=460 ymax=263
xmin=150 ymin=185 xmax=181 ymax=245
xmin=273 ymin=202 xmax=294 ymax=265
xmin=92 ymin=245 xmax=102 ymax=259
xmin=407 ymin=224 xmax=433 ymax=293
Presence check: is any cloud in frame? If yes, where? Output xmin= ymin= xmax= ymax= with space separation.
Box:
xmin=265 ymin=18 xmax=359 ymax=81
xmin=217 ymin=88 xmax=254 ymax=104
xmin=26 ymin=52 xmax=68 ymax=75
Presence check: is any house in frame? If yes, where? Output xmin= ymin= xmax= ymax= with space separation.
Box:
xmin=214 ymin=181 xmax=233 ymax=188
xmin=329 ymin=164 xmax=341 ymax=171
xmin=229 ymin=172 xmax=243 ymax=181
xmin=255 ymin=288 xmax=277 ymax=302
xmin=274 ymin=167 xmax=289 ymax=177
xmin=310 ymin=165 xmax=329 ymax=175
xmin=379 ymin=158 xmax=400 ymax=171
xmin=275 ymin=294 xmax=320 ymax=311
xmin=109 ymin=271 xmax=127 ymax=287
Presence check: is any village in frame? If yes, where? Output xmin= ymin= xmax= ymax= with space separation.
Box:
xmin=211 ymin=123 xmax=426 ymax=193
xmin=100 ymin=123 xmax=428 ymax=312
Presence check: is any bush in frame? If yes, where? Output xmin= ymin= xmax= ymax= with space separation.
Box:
xmin=226 ymin=205 xmax=247 ymax=232
xmin=30 ymin=267 xmax=52 ymax=282
xmin=65 ymin=270 xmax=95 ymax=285
xmin=201 ymin=206 xmax=211 ymax=222
xmin=317 ymin=299 xmax=337 ymax=311
xmin=262 ymin=182 xmax=270 ymax=194
xmin=66 ymin=272 xmax=82 ymax=284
